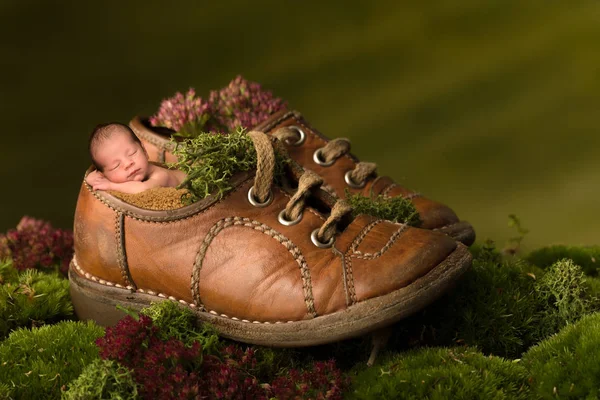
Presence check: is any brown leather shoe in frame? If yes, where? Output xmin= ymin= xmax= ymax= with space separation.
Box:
xmin=70 ymin=131 xmax=472 ymax=346
xmin=130 ymin=111 xmax=476 ymax=246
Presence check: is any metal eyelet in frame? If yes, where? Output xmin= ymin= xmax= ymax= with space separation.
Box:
xmin=313 ymin=148 xmax=335 ymax=167
xmin=344 ymin=170 xmax=366 ymax=189
xmin=285 ymin=125 xmax=306 ymax=146
xmin=247 ymin=186 xmax=273 ymax=208
xmin=310 ymin=229 xmax=334 ymax=248
xmin=278 ymin=209 xmax=303 ymax=226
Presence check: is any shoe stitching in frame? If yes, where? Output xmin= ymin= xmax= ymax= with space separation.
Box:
xmin=72 ymin=255 xmax=294 ymax=324
xmin=191 ymin=216 xmax=317 ymax=318
xmin=331 ymin=247 xmax=356 ymax=306
xmin=115 ymin=212 xmax=136 ymax=289
xmin=351 ymin=224 xmax=410 ymax=260
xmin=380 ymin=183 xmax=398 ymax=198
xmin=381 ymin=183 xmax=422 ymax=201
xmin=348 ymin=219 xmax=385 ymax=253
xmin=344 ymin=251 xmax=357 ymax=304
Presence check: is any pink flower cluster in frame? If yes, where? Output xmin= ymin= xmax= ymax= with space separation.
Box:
xmin=208 ymin=75 xmax=288 ymax=131
xmin=0 ymin=216 xmax=74 ymax=276
xmin=149 ymin=76 xmax=287 ymax=136
xmin=97 ymin=315 xmax=266 ymax=399
xmin=97 ymin=314 xmax=350 ymax=399
xmin=148 ymin=88 xmax=213 ymax=134
xmin=269 ymin=359 xmax=348 ymax=400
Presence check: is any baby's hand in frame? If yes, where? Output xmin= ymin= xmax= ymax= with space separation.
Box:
xmin=85 ymin=171 xmax=111 ymax=191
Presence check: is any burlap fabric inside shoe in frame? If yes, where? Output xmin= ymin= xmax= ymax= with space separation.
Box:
xmin=109 ymin=188 xmax=189 ymax=210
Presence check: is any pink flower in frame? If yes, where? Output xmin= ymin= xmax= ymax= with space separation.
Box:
xmin=150 ymin=76 xmax=287 ymax=136
xmin=1 ymin=216 xmax=74 ymax=276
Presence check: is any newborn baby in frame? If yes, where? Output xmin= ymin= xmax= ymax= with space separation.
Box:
xmin=86 ymin=122 xmax=186 ymax=194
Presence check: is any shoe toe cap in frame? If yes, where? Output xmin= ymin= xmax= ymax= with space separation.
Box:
xmin=341 ymin=219 xmax=459 ymax=302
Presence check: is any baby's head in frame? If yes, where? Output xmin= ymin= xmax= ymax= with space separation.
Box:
xmin=89 ymin=123 xmax=149 ymax=183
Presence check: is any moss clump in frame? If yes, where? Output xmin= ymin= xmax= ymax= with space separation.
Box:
xmin=345 ymin=190 xmax=421 ymax=226
xmin=171 ymin=128 xmax=257 ymax=203
xmin=171 ymin=128 xmax=288 ymax=204
xmin=0 ymin=320 xmax=104 ymax=399
xmin=0 ymin=259 xmax=73 ymax=339
xmin=348 ymin=347 xmax=530 ymax=400
xmin=391 ymin=245 xmax=541 ymax=358
xmin=62 ymin=359 xmax=138 ymax=400
xmin=585 ymin=275 xmax=600 ymax=299
xmin=533 ymin=258 xmax=599 ymax=340
xmin=389 ymin=245 xmax=599 ymax=359
xmin=0 ymin=257 xmax=19 ymax=283
xmin=139 ymin=300 xmax=221 ymax=354
xmin=523 ymin=312 xmax=600 ymax=399
xmin=527 ymin=245 xmax=600 ymax=276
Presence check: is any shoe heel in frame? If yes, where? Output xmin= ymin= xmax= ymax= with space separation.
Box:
xmin=69 ymin=262 xmax=143 ymax=327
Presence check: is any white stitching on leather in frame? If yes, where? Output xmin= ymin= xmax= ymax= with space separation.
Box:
xmin=72 ymin=254 xmax=295 ymax=324
xmin=351 ymin=224 xmax=410 ymax=260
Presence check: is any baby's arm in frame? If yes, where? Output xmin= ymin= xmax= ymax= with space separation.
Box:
xmin=85 ymin=171 xmax=160 ymax=194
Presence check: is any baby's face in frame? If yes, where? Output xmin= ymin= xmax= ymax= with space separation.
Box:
xmin=94 ymin=131 xmax=149 ymax=183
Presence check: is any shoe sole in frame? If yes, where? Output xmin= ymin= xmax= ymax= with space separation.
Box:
xmin=69 ymin=243 xmax=472 ymax=347
xmin=436 ymin=221 xmax=476 ymax=246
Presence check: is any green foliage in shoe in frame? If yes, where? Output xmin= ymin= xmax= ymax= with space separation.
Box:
xmin=348 ymin=346 xmax=530 ymax=400
xmin=171 ymin=128 xmax=287 ymax=204
xmin=532 ymin=259 xmax=599 ymax=340
xmin=523 ymin=312 xmax=600 ymax=399
xmin=345 ymin=189 xmax=421 ymax=226
xmin=140 ymin=300 xmax=221 ymax=354
xmin=0 ymin=320 xmax=104 ymax=400
xmin=0 ymin=259 xmax=73 ymax=339
xmin=62 ymin=359 xmax=138 ymax=400
xmin=526 ymin=245 xmax=600 ymax=276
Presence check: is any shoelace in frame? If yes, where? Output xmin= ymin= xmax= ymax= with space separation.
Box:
xmin=273 ymin=127 xmax=377 ymax=188
xmin=248 ymin=131 xmax=352 ymax=247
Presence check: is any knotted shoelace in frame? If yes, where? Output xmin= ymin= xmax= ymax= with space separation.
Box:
xmin=273 ymin=127 xmax=377 ymax=187
xmin=248 ymin=131 xmax=352 ymax=245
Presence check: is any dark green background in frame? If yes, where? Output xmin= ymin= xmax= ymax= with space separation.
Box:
xmin=1 ymin=1 xmax=599 ymax=250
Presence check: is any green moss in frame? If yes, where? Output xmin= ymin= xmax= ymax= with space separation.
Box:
xmin=585 ymin=276 xmax=600 ymax=300
xmin=389 ymin=244 xmax=600 ymax=359
xmin=140 ymin=300 xmax=221 ymax=354
xmin=0 ymin=320 xmax=104 ymax=400
xmin=523 ymin=312 xmax=600 ymax=399
xmin=391 ymin=248 xmax=541 ymax=358
xmin=526 ymin=245 xmax=600 ymax=276
xmin=0 ymin=260 xmax=73 ymax=339
xmin=348 ymin=347 xmax=530 ymax=400
xmin=345 ymin=190 xmax=421 ymax=226
xmin=0 ymin=257 xmax=19 ymax=284
xmin=62 ymin=359 xmax=138 ymax=400
xmin=532 ymin=259 xmax=599 ymax=340
xmin=170 ymin=128 xmax=287 ymax=204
